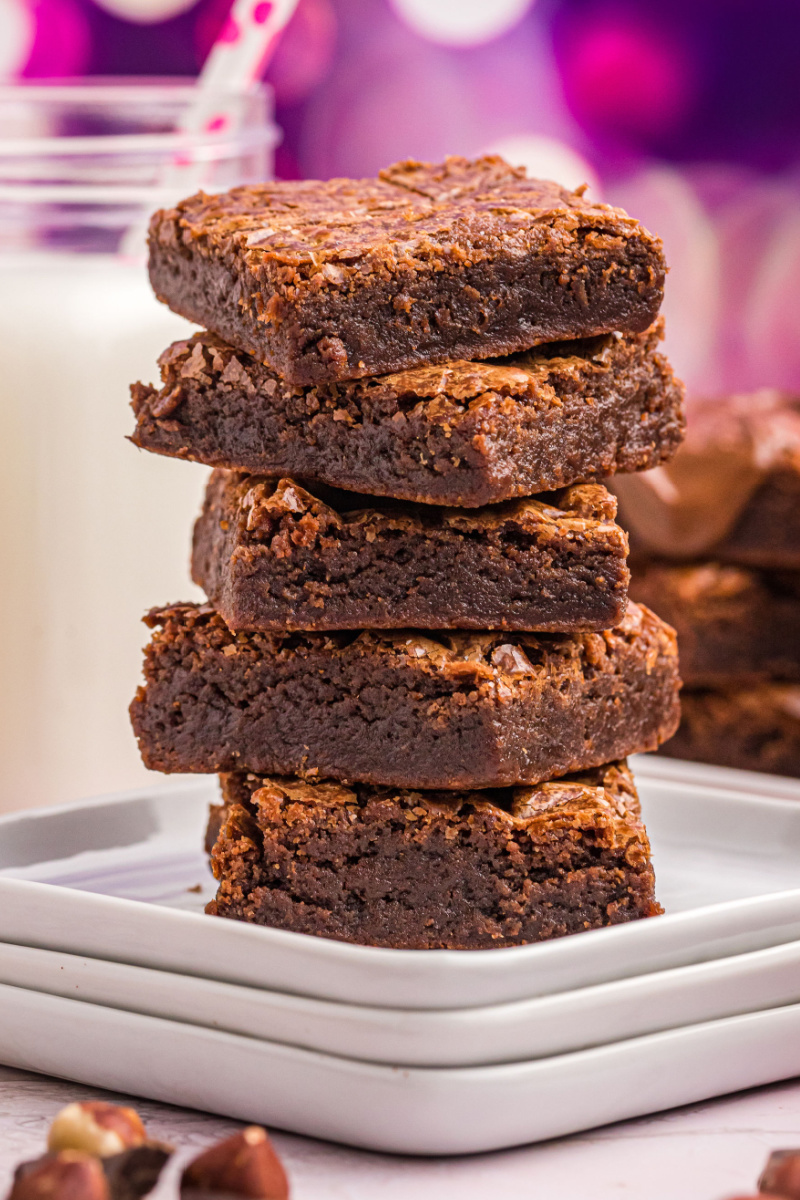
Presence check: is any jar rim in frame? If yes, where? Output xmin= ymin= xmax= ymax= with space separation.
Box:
xmin=0 ymin=76 xmax=268 ymax=102
xmin=0 ymin=127 xmax=279 ymax=157
xmin=0 ymin=77 xmax=277 ymax=156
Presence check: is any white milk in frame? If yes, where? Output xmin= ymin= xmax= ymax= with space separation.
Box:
xmin=0 ymin=79 xmax=275 ymax=812
xmin=0 ymin=254 xmax=208 ymax=811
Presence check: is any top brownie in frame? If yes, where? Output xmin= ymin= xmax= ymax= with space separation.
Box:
xmin=148 ymin=155 xmax=666 ymax=386
xmin=613 ymin=389 xmax=800 ymax=569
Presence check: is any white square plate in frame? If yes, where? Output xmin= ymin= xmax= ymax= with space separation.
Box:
xmin=2 ymin=981 xmax=800 ymax=1155
xmin=0 ymin=756 xmax=799 ymax=1009
xmin=0 ymin=935 xmax=799 ymax=1067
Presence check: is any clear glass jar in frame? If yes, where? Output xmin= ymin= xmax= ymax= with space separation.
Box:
xmin=0 ymin=79 xmax=277 ymax=811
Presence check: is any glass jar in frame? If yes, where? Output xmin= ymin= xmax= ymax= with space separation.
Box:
xmin=0 ymin=79 xmax=277 ymax=811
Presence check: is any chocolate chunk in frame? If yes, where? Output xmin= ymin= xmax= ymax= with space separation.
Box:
xmin=101 ymin=1147 xmax=172 ymax=1200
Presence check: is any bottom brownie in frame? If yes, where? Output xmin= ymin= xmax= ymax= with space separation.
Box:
xmin=661 ymin=686 xmax=800 ymax=779
xmin=206 ymin=761 xmax=661 ymax=950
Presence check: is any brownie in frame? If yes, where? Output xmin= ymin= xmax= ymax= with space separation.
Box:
xmin=661 ymin=685 xmax=800 ymax=779
xmin=131 ymin=322 xmax=684 ymax=508
xmin=614 ymin=389 xmax=800 ymax=569
xmin=192 ymin=471 xmax=630 ymax=633
xmin=629 ymin=561 xmax=800 ymax=686
xmin=148 ymin=155 xmax=666 ymax=387
xmin=205 ymin=761 xmax=661 ymax=949
xmin=130 ymin=601 xmax=680 ymax=789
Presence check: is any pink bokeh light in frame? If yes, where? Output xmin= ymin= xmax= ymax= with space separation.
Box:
xmin=744 ymin=206 xmax=800 ymax=393
xmin=263 ymin=0 xmax=336 ymax=105
xmin=610 ymin=162 xmax=800 ymax=397
xmin=21 ymin=0 xmax=91 ymax=76
xmin=219 ymin=15 xmax=240 ymax=41
xmin=559 ymin=10 xmax=697 ymax=144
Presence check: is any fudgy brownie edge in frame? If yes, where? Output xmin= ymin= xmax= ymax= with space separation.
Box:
xmin=148 ymin=155 xmax=666 ymax=386
xmin=131 ymin=322 xmax=684 ymax=506
xmin=192 ymin=472 xmax=630 ymax=632
xmin=129 ymin=601 xmax=681 ymax=789
xmin=206 ymin=761 xmax=661 ymax=949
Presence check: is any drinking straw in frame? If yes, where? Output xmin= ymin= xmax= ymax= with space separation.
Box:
xmin=199 ymin=0 xmax=299 ymax=92
xmin=183 ymin=0 xmax=300 ymax=137
xmin=120 ymin=0 xmax=295 ymax=255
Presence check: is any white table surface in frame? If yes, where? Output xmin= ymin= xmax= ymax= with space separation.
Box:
xmin=0 ymin=1065 xmax=797 ymax=1199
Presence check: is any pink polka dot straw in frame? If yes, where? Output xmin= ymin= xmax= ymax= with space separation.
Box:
xmin=117 ymin=0 xmax=291 ymax=254
xmin=173 ymin=0 xmax=296 ymax=172
xmin=198 ymin=0 xmax=299 ymax=99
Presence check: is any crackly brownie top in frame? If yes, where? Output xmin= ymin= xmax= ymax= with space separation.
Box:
xmin=614 ymin=389 xmax=800 ymax=559
xmin=220 ymin=472 xmax=620 ymax=540
xmin=149 ymin=155 xmax=663 ymax=286
xmin=142 ymin=322 xmax=662 ymax=425
xmin=219 ymin=760 xmax=642 ymax=834
xmin=143 ymin=600 xmax=674 ymax=686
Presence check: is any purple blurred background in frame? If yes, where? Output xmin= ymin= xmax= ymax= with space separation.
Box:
xmin=5 ymin=0 xmax=800 ymax=395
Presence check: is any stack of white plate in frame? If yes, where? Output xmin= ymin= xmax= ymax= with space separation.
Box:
xmin=0 ymin=755 xmax=799 ymax=1155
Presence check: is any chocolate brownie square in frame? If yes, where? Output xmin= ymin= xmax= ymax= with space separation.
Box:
xmin=131 ymin=322 xmax=684 ymax=507
xmin=661 ymin=684 xmax=800 ymax=779
xmin=630 ymin=560 xmax=800 ymax=685
xmin=192 ymin=471 xmax=630 ymax=632
xmin=614 ymin=389 xmax=800 ymax=569
xmin=148 ymin=155 xmax=666 ymax=387
xmin=205 ymin=760 xmax=661 ymax=949
xmin=130 ymin=601 xmax=680 ymax=789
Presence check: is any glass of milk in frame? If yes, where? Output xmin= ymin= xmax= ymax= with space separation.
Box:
xmin=0 ymin=80 xmax=277 ymax=811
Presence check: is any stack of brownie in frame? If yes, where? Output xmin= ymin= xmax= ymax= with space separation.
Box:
xmin=129 ymin=155 xmax=685 ymax=949
xmin=617 ymin=389 xmax=800 ymax=779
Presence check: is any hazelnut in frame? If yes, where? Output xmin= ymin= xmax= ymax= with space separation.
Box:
xmin=48 ymin=1103 xmax=146 ymax=1158
xmin=9 ymin=1152 xmax=110 ymax=1200
xmin=760 ymin=1151 xmax=800 ymax=1198
xmin=181 ymin=1128 xmax=289 ymax=1200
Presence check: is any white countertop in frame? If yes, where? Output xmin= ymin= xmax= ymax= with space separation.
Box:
xmin=0 ymin=1065 xmax=797 ymax=1199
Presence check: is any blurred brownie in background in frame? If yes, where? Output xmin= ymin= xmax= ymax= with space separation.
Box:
xmin=661 ymin=686 xmax=800 ymax=779
xmin=617 ymin=389 xmax=800 ymax=778
xmin=614 ymin=389 xmax=800 ymax=569
xmin=629 ymin=561 xmax=800 ymax=686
